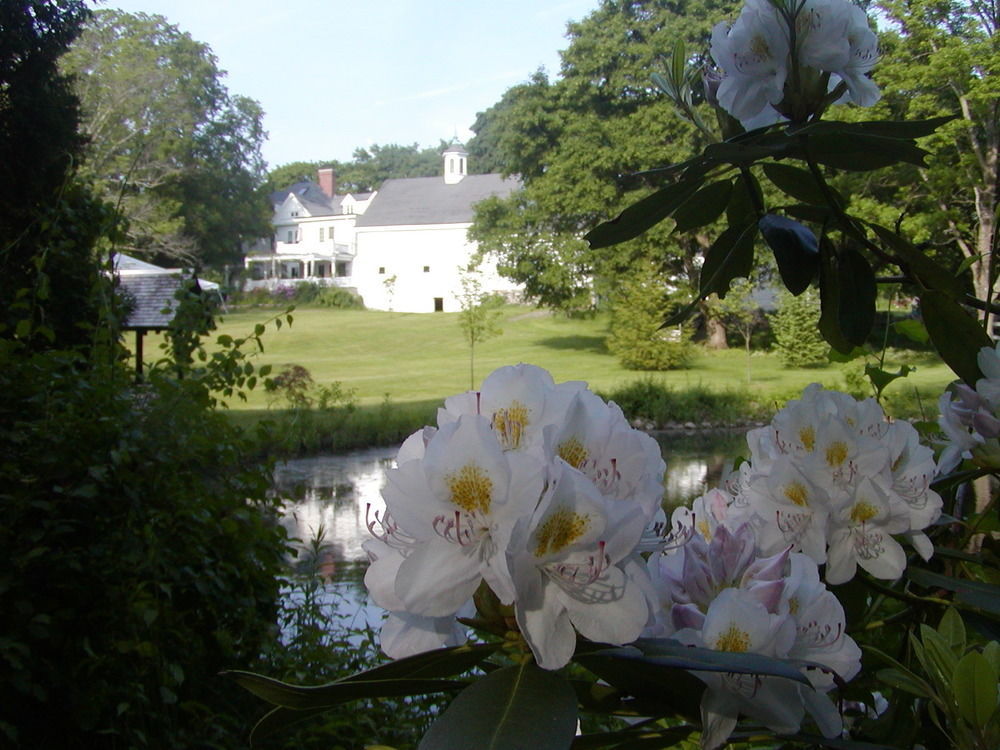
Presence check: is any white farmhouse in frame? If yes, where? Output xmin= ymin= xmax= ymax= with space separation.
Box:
xmin=244 ymin=143 xmax=521 ymax=313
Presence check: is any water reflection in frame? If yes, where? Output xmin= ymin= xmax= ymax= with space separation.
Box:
xmin=273 ymin=431 xmax=747 ymax=587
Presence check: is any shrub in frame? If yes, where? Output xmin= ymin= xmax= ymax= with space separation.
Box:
xmin=607 ymin=263 xmax=695 ymax=370
xmin=316 ymin=286 xmax=365 ymax=309
xmin=0 ymin=342 xmax=289 ymax=748
xmin=768 ymin=288 xmax=829 ymax=367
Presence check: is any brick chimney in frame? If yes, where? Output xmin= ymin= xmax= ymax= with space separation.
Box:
xmin=317 ymin=167 xmax=337 ymax=198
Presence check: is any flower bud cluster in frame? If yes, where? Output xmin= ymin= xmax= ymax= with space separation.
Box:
xmin=725 ymin=384 xmax=941 ymax=584
xmin=938 ymin=342 xmax=1000 ymax=473
xmin=363 ymin=364 xmax=665 ymax=669
xmin=709 ymin=0 xmax=880 ymax=128
xmin=646 ymin=495 xmax=861 ymax=748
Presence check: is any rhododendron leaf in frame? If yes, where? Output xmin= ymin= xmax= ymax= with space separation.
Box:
xmin=954 ymin=651 xmax=999 ymax=728
xmin=585 ymin=178 xmax=704 ymax=249
xmin=893 ymin=319 xmax=930 ymax=344
xmin=699 ymin=222 xmax=757 ymax=299
xmin=759 ymin=214 xmax=819 ymax=295
xmin=225 ymin=671 xmax=466 ymax=709
xmin=865 ymin=221 xmax=967 ymax=298
xmin=819 ymin=243 xmax=876 ymax=352
xmin=249 ymin=706 xmax=331 ymax=744
xmin=586 ymin=640 xmax=812 ymax=685
xmin=418 ymin=662 xmax=577 ymax=750
xmin=919 ymin=290 xmax=993 ymax=386
xmin=671 ymin=180 xmax=733 ymax=233
xmin=339 ymin=643 xmax=499 ymax=681
xmin=793 ymin=116 xmax=955 ymax=140
xmin=573 ymin=650 xmax=704 ymax=720
xmin=726 ymin=172 xmax=762 ymax=226
xmin=762 ymin=162 xmax=838 ymax=206
xmin=875 ymin=667 xmax=933 ymax=699
xmin=936 ymin=608 xmax=966 ymax=655
xmin=807 ymin=133 xmax=929 ymax=171
xmin=907 ymin=567 xmax=1000 ymax=615
xmin=864 ymin=364 xmax=913 ymax=399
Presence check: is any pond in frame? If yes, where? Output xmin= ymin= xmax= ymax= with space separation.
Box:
xmin=273 ymin=430 xmax=748 ymax=633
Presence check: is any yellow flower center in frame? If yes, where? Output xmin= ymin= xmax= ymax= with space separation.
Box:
xmin=788 ymin=597 xmax=800 ymax=615
xmin=715 ymin=624 xmax=751 ymax=652
xmin=799 ymin=426 xmax=816 ymax=452
xmin=850 ymin=501 xmax=879 ymax=524
xmin=557 ymin=436 xmax=588 ymax=470
xmin=783 ymin=481 xmax=809 ymax=507
xmin=492 ymin=401 xmax=529 ymax=450
xmin=697 ymin=519 xmax=712 ymax=542
xmin=826 ymin=441 xmax=849 ymax=468
xmin=447 ymin=463 xmax=493 ymax=515
xmin=533 ymin=508 xmax=590 ymax=557
xmin=750 ymin=34 xmax=771 ymax=60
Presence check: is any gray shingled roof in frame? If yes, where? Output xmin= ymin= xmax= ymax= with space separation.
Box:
xmin=354 ymin=173 xmax=519 ymax=227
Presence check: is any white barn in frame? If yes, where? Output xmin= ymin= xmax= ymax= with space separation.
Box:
xmin=245 ymin=144 xmax=521 ymax=312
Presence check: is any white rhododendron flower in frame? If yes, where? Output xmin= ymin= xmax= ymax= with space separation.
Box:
xmin=710 ymin=0 xmax=880 ymax=127
xmin=732 ymin=384 xmax=940 ymax=583
xmin=509 ymin=461 xmax=651 ymax=669
xmin=650 ymin=509 xmax=861 ymax=748
xmin=364 ymin=363 xmax=665 ymax=667
xmin=937 ymin=341 xmax=1000 ymax=473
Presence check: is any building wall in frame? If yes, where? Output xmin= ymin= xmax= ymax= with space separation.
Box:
xmin=353 ymin=223 xmax=515 ymax=313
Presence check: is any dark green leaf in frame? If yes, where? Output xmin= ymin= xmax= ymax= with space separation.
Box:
xmin=225 ymin=670 xmax=465 ymax=709
xmin=954 ymin=651 xmax=999 ymax=728
xmin=892 ymin=319 xmax=930 ymax=344
xmin=866 ymin=222 xmax=967 ymax=298
xmin=876 ymin=667 xmax=933 ymax=699
xmin=671 ymin=180 xmax=733 ymax=233
xmin=819 ymin=243 xmax=876 ymax=352
xmin=827 ymin=346 xmax=868 ymax=363
xmin=865 ymin=364 xmax=913 ymax=399
xmin=249 ymin=706 xmax=332 ymax=745
xmin=807 ymin=133 xmax=929 ymax=171
xmin=759 ymin=214 xmax=819 ymax=295
xmin=572 ymin=724 xmax=697 ymax=749
xmin=573 ymin=651 xmax=703 ymax=720
xmin=907 ymin=568 xmax=1000 ymax=615
xmin=699 ymin=222 xmax=757 ymax=298
xmin=726 ymin=172 xmax=762 ymax=225
xmin=919 ymin=290 xmax=992 ymax=386
xmin=340 ymin=643 xmax=499 ymax=682
xmin=783 ymin=203 xmax=834 ymax=224
xmin=585 ymin=178 xmax=703 ymax=249
xmin=418 ymin=662 xmax=578 ymax=750
xmin=792 ymin=116 xmax=955 ymax=140
xmin=762 ymin=162 xmax=837 ymax=206
xmin=626 ymin=639 xmax=813 ymax=685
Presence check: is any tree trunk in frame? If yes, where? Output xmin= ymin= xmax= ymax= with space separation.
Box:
xmin=705 ymin=316 xmax=728 ymax=349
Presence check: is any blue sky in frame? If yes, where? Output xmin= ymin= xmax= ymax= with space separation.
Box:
xmin=97 ymin=0 xmax=600 ymax=170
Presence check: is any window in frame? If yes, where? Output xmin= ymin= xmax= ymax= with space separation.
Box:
xmin=319 ymin=227 xmax=325 ymax=241
xmin=286 ymin=230 xmax=294 ymax=243
xmin=378 ymin=266 xmax=385 ymax=274
xmin=423 ymin=265 xmax=430 ymax=273
xmin=433 ymin=297 xmax=444 ymax=312
xmin=335 ymin=261 xmax=349 ymax=277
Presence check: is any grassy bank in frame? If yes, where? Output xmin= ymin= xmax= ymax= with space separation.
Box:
xmin=158 ymin=305 xmax=954 ymax=454
xmin=184 ymin=305 xmax=952 ymax=403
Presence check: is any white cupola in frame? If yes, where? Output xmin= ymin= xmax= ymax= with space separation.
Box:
xmin=442 ymin=141 xmax=468 ymax=185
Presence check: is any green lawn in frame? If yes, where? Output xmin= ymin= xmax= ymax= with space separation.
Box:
xmin=143 ymin=304 xmax=955 ymax=414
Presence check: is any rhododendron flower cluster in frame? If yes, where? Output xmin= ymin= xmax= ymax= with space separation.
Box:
xmin=710 ymin=0 xmax=880 ymax=128
xmin=363 ymin=364 xmax=665 ymax=669
xmin=722 ymin=384 xmax=941 ymax=584
xmin=938 ymin=341 xmax=1000 ymax=473
xmin=647 ymin=497 xmax=861 ymax=748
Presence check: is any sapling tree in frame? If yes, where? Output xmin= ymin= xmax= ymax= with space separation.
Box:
xmin=457 ymin=273 xmax=504 ymax=389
